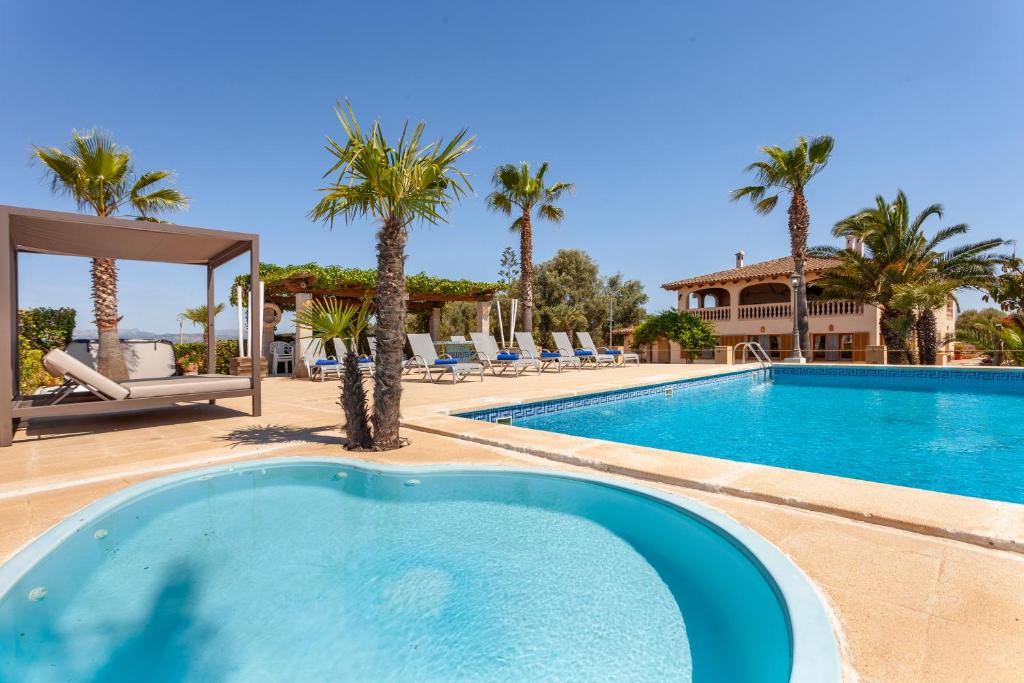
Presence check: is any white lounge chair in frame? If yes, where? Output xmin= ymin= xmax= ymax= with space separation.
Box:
xmin=301 ymin=338 xmax=343 ymax=382
xmin=515 ymin=331 xmax=581 ymax=372
xmin=552 ymin=331 xmax=613 ymax=368
xmin=577 ymin=331 xmax=640 ymax=366
xmin=407 ymin=333 xmax=484 ymax=383
xmin=41 ymin=348 xmax=251 ymax=404
xmin=333 ymin=337 xmax=374 ymax=374
xmin=367 ymin=335 xmax=414 ymax=374
xmin=470 ymin=332 xmax=542 ymax=377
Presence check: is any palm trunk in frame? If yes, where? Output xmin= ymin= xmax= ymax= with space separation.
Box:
xmin=340 ymin=352 xmax=373 ymax=449
xmin=788 ymin=190 xmax=811 ymax=356
xmin=371 ymin=215 xmax=408 ymax=450
xmin=880 ymin=308 xmax=911 ymax=364
xmin=519 ymin=209 xmax=534 ymax=333
xmin=92 ymin=257 xmax=129 ymax=380
xmin=916 ymin=309 xmax=937 ymax=365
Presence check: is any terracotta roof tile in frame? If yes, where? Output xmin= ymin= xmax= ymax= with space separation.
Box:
xmin=661 ymin=256 xmax=840 ymax=290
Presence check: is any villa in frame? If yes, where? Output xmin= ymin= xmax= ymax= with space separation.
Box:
xmin=657 ymin=240 xmax=957 ymax=363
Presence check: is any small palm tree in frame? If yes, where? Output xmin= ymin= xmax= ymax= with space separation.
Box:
xmin=731 ymin=136 xmax=834 ymax=356
xmin=33 ymin=129 xmax=188 ymax=379
xmin=957 ymin=314 xmax=1024 ymax=366
xmin=890 ymin=281 xmax=957 ymax=364
xmin=181 ymin=303 xmax=225 ymax=346
xmin=486 ymin=162 xmax=574 ymax=333
xmin=294 ymin=297 xmax=373 ymax=448
xmin=812 ymin=191 xmax=1003 ymax=363
xmin=310 ymin=102 xmax=474 ymax=450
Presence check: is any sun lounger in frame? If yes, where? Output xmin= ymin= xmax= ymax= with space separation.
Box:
xmin=552 ymin=331 xmax=613 ymax=368
xmin=301 ymin=338 xmax=343 ymax=382
xmin=39 ymin=348 xmax=251 ymax=406
xmin=577 ymin=331 xmax=640 ymax=366
xmin=333 ymin=337 xmax=374 ymax=374
xmin=470 ymin=332 xmax=542 ymax=377
xmin=407 ymin=333 xmax=484 ymax=383
xmin=514 ymin=331 xmax=581 ymax=372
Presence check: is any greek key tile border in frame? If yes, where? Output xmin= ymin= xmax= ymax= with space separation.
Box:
xmin=458 ymin=368 xmax=766 ymax=423
xmin=773 ymin=364 xmax=1024 ymax=393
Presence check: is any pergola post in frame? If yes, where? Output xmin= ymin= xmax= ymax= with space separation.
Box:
xmin=475 ymin=301 xmax=491 ymax=334
xmin=206 ymin=264 xmax=216 ymax=378
xmin=293 ymin=292 xmax=312 ymax=378
xmin=429 ymin=306 xmax=442 ymax=341
xmin=0 ymin=207 xmax=13 ymax=447
xmin=249 ymin=238 xmax=261 ymax=416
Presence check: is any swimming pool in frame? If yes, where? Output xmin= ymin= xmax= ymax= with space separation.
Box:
xmin=0 ymin=459 xmax=839 ymax=683
xmin=476 ymin=366 xmax=1024 ymax=505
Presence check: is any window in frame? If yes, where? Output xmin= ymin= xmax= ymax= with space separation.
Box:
xmin=840 ymin=334 xmax=854 ymax=361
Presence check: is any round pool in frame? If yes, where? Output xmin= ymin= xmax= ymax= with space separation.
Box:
xmin=0 ymin=459 xmax=840 ymax=682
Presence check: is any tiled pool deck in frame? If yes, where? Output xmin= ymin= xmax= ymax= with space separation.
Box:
xmin=3 ymin=363 xmax=1023 ymax=681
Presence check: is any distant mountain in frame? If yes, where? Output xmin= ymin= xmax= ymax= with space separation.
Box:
xmin=72 ymin=328 xmax=240 ymax=343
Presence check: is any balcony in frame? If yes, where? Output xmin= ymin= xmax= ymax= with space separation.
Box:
xmin=691 ymin=300 xmax=864 ymax=323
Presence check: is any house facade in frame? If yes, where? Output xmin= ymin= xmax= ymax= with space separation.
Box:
xmin=656 ymin=246 xmax=956 ymax=363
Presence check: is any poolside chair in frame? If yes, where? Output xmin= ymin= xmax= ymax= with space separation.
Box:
xmin=269 ymin=341 xmax=293 ymax=376
xmin=577 ymin=331 xmax=640 ymax=367
xmin=333 ymin=337 xmax=375 ymax=374
xmin=407 ymin=333 xmax=484 ymax=383
xmin=514 ymin=331 xmax=581 ymax=372
xmin=300 ymin=338 xmax=343 ymax=382
xmin=449 ymin=335 xmax=467 ymax=343
xmin=40 ymin=348 xmax=251 ymax=405
xmin=367 ymin=336 xmax=414 ymax=374
xmin=470 ymin=332 xmax=542 ymax=377
xmin=552 ymin=331 xmax=614 ymax=368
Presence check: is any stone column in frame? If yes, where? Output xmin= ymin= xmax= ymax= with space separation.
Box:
xmin=475 ymin=301 xmax=491 ymax=334
xmin=429 ymin=306 xmax=442 ymax=341
xmin=294 ymin=292 xmax=312 ymax=378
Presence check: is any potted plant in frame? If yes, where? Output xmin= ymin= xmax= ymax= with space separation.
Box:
xmin=177 ymin=348 xmax=203 ymax=375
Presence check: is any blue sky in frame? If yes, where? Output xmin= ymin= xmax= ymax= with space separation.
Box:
xmin=2 ymin=1 xmax=1022 ymax=333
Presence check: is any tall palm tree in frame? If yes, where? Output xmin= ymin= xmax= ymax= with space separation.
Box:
xmin=731 ymin=136 xmax=834 ymax=356
xmin=181 ymin=303 xmax=226 ymax=346
xmin=811 ymin=191 xmax=1003 ymax=363
xmin=310 ymin=102 xmax=474 ymax=450
xmin=33 ymin=129 xmax=189 ymax=379
xmin=486 ymin=162 xmax=574 ymax=333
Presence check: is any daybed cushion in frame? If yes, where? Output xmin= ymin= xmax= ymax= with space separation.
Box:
xmin=42 ymin=349 xmax=130 ymax=400
xmin=122 ymin=374 xmax=252 ymax=399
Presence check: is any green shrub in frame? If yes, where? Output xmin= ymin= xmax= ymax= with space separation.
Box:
xmin=19 ymin=307 xmax=76 ymax=351
xmin=173 ymin=340 xmax=239 ymax=374
xmin=18 ymin=335 xmax=55 ymax=394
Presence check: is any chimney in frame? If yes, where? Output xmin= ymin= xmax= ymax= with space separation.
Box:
xmin=735 ymin=250 xmax=745 ymax=268
xmin=845 ymin=236 xmax=864 ymax=256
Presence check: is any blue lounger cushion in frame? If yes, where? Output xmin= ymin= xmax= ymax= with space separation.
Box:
xmin=605 ymin=349 xmax=622 ymax=355
xmin=315 ymin=359 xmax=340 ymax=366
xmin=434 ymin=358 xmax=459 ymax=365
xmin=540 ymin=351 xmax=562 ymax=359
xmin=358 ymin=357 xmax=372 ymax=363
xmin=574 ymin=349 xmax=595 ymax=356
xmin=496 ymin=352 xmax=520 ymax=361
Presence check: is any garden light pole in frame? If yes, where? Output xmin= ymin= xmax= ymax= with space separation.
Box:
xmin=786 ymin=271 xmax=806 ymax=363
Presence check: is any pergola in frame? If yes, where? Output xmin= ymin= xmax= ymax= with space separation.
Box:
xmin=0 ymin=205 xmax=261 ymax=447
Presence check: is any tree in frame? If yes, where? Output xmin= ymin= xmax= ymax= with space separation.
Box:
xmin=181 ymin=303 xmax=226 ymax=346
xmin=811 ymin=191 xmax=1003 ymax=363
xmin=983 ymin=256 xmax=1024 ymax=313
xmin=498 ymin=246 xmax=520 ymax=294
xmin=731 ymin=135 xmax=834 ymax=357
xmin=33 ymin=129 xmax=188 ymax=379
xmin=633 ymin=310 xmax=716 ymax=363
xmin=956 ymin=308 xmax=1004 ymax=333
xmin=486 ymin=162 xmax=574 ymax=332
xmin=889 ymin=281 xmax=956 ymax=365
xmin=957 ymin=313 xmax=1024 ymax=366
xmin=294 ymin=297 xmax=373 ymax=448
xmin=309 ymin=102 xmax=473 ymax=450
xmin=604 ymin=273 xmax=648 ymax=345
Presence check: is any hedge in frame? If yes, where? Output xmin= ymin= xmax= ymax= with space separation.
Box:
xmin=19 ymin=307 xmax=76 ymax=352
xmin=173 ymin=340 xmax=239 ymax=375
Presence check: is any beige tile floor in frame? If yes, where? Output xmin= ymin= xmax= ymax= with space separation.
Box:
xmin=3 ymin=365 xmax=1023 ymax=682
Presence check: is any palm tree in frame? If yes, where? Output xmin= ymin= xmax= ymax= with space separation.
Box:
xmin=181 ymin=303 xmax=226 ymax=346
xmin=33 ymin=129 xmax=189 ymax=379
xmin=731 ymin=136 xmax=834 ymax=356
xmin=957 ymin=314 xmax=1024 ymax=366
xmin=811 ymin=191 xmax=1003 ymax=363
xmin=486 ymin=162 xmax=574 ymax=333
xmin=309 ymin=102 xmax=474 ymax=450
xmin=890 ymin=280 xmax=957 ymax=364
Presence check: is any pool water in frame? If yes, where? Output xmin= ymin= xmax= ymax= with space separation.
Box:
xmin=517 ymin=373 xmax=1024 ymax=504
xmin=0 ymin=461 xmax=832 ymax=683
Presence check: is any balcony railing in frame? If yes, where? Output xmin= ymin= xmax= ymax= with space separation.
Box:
xmin=691 ymin=307 xmax=730 ymax=321
xmin=738 ymin=303 xmax=791 ymax=320
xmin=808 ymin=300 xmax=864 ymax=316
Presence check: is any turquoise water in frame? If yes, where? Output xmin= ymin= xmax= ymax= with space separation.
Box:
xmin=0 ymin=464 xmax=796 ymax=682
xmin=517 ymin=374 xmax=1024 ymax=504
